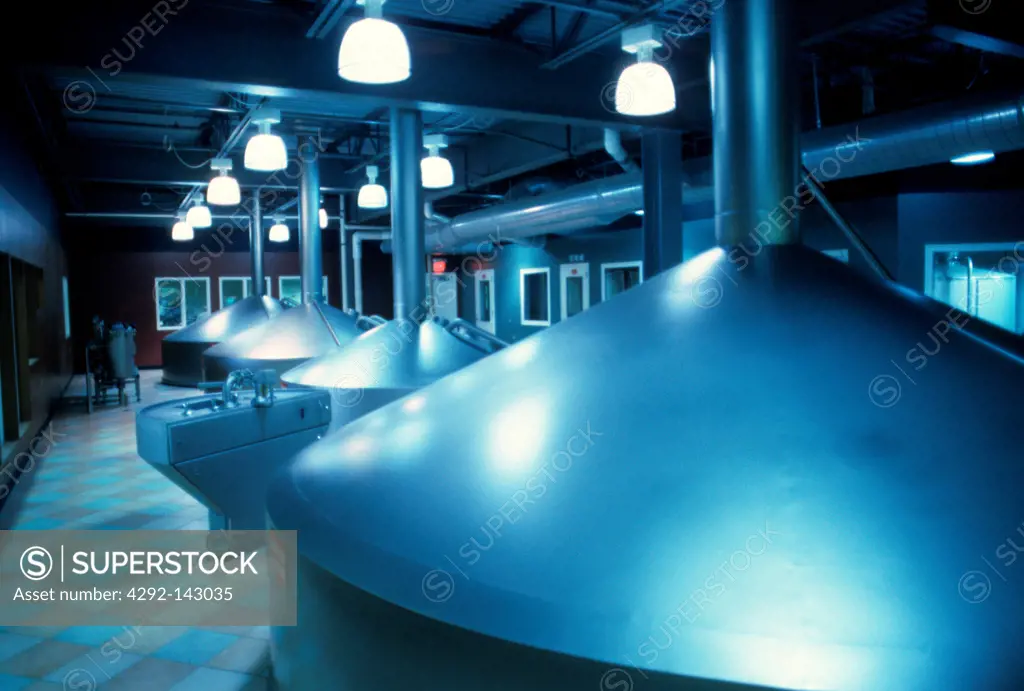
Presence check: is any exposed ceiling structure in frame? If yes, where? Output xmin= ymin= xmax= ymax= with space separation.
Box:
xmin=11 ymin=0 xmax=1024 ymax=233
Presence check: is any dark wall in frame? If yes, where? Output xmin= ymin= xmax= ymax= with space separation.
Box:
xmin=0 ymin=84 xmax=71 ymax=479
xmin=452 ymin=195 xmax=900 ymax=344
xmin=898 ymin=192 xmax=1024 ymax=292
xmin=67 ymin=230 xmax=345 ymax=369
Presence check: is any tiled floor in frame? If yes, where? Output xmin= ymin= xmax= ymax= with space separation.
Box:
xmin=0 ymin=371 xmax=275 ymax=691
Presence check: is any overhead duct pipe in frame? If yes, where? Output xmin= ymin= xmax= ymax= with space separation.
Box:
xmin=426 ymin=90 xmax=1024 ymax=252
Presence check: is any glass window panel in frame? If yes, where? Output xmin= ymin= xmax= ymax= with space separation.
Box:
xmin=157 ymin=279 xmax=183 ymax=329
xmin=222 ymin=278 xmax=246 ymax=307
xmin=184 ymin=279 xmax=209 ymax=325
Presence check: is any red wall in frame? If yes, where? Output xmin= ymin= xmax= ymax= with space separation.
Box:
xmin=68 ymin=249 xmax=341 ymax=370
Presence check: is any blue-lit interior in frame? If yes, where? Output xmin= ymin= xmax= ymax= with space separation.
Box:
xmin=4 ymin=0 xmax=1024 ymax=689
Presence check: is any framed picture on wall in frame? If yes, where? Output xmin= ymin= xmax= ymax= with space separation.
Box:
xmin=155 ymin=276 xmax=211 ymax=331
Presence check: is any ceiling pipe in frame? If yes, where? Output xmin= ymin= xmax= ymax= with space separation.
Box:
xmin=426 ymin=89 xmax=1024 ymax=252
xmin=604 ymin=129 xmax=639 ymax=173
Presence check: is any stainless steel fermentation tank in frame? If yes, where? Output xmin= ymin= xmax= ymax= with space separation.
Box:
xmin=162 ymin=296 xmax=283 ymax=386
xmin=202 ymin=137 xmax=378 ymax=381
xmin=264 ymin=1 xmax=1024 ymax=690
xmin=278 ymin=108 xmax=506 ymax=432
xmin=282 ymin=317 xmax=505 ymax=433
xmin=161 ymin=195 xmax=282 ymax=386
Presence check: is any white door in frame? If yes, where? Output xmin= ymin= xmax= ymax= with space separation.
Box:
xmin=475 ymin=269 xmax=496 ymax=334
xmin=429 ymin=273 xmax=459 ymax=321
xmin=560 ymin=263 xmax=590 ymax=321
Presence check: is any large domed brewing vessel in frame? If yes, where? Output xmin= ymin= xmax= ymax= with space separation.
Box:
xmin=161 ymin=195 xmax=282 ymax=386
xmin=282 ymin=316 xmax=505 ymax=432
xmin=202 ymin=139 xmax=377 ymax=381
xmin=266 ymin=4 xmax=1024 ymax=690
xmin=162 ymin=295 xmax=282 ymax=386
xmin=280 ymin=109 xmax=506 ymax=431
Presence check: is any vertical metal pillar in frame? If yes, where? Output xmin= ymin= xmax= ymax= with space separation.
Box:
xmin=390 ymin=108 xmax=426 ymax=322
xmin=339 ymin=194 xmax=351 ymax=311
xmin=249 ymin=191 xmax=266 ymax=296
xmin=298 ymin=136 xmax=323 ymax=304
xmin=712 ymin=0 xmax=800 ymax=246
xmin=641 ymin=130 xmax=683 ymax=276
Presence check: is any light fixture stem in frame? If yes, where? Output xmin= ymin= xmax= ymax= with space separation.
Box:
xmin=638 ymin=44 xmax=654 ymax=62
xmin=364 ymin=0 xmax=384 ymax=19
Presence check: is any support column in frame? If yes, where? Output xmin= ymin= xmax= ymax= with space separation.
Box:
xmin=712 ymin=0 xmax=800 ymax=246
xmin=249 ymin=191 xmax=265 ymax=296
xmin=298 ymin=136 xmax=323 ymax=304
xmin=390 ymin=108 xmax=426 ymax=322
xmin=642 ymin=131 xmax=683 ymax=276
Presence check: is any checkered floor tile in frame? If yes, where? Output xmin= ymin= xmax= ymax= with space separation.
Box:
xmin=0 ymin=371 xmax=276 ymax=690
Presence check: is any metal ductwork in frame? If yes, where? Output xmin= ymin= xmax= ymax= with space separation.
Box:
xmin=426 ymin=90 xmax=1024 ymax=253
xmin=160 ymin=192 xmax=283 ymax=387
xmin=424 ymin=171 xmax=712 ymax=251
xmin=800 ymin=90 xmax=1024 ymax=177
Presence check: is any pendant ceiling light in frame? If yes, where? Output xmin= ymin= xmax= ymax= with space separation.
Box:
xmin=421 ymin=134 xmax=454 ymax=189
xmin=338 ymin=0 xmax=411 ymax=85
xmin=269 ymin=217 xmax=290 ymax=243
xmin=207 ymin=158 xmax=241 ymax=206
xmin=185 ymin=192 xmax=212 ymax=228
xmin=319 ymin=207 xmax=329 ymax=230
xmin=357 ymin=165 xmax=388 ymax=209
xmin=615 ymin=24 xmax=676 ymax=117
xmin=171 ymin=216 xmax=194 ymax=242
xmin=244 ymin=108 xmax=288 ymax=172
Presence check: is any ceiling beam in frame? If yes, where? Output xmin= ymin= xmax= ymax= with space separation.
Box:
xmin=62 ymin=142 xmax=362 ymax=190
xmin=928 ymin=0 xmax=1024 ymax=59
xmin=25 ymin=2 xmax=696 ymax=129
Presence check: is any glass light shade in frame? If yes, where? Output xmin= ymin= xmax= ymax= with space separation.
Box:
xmin=207 ymin=175 xmax=241 ymax=205
xmin=185 ymin=204 xmax=212 ymax=228
xmin=338 ymin=18 xmax=411 ymax=85
xmin=244 ymin=133 xmax=288 ymax=171
xmin=951 ymin=151 xmax=995 ymax=165
xmin=615 ymin=61 xmax=677 ymax=116
xmin=319 ymin=208 xmax=328 ymax=229
xmin=269 ymin=223 xmax=290 ymax=242
xmin=171 ymin=221 xmax=194 ymax=241
xmin=421 ymin=155 xmax=454 ymax=189
xmin=358 ymin=183 xmax=388 ymax=209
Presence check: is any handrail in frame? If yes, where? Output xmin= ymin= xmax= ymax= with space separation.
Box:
xmin=444 ymin=318 xmax=508 ymax=353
